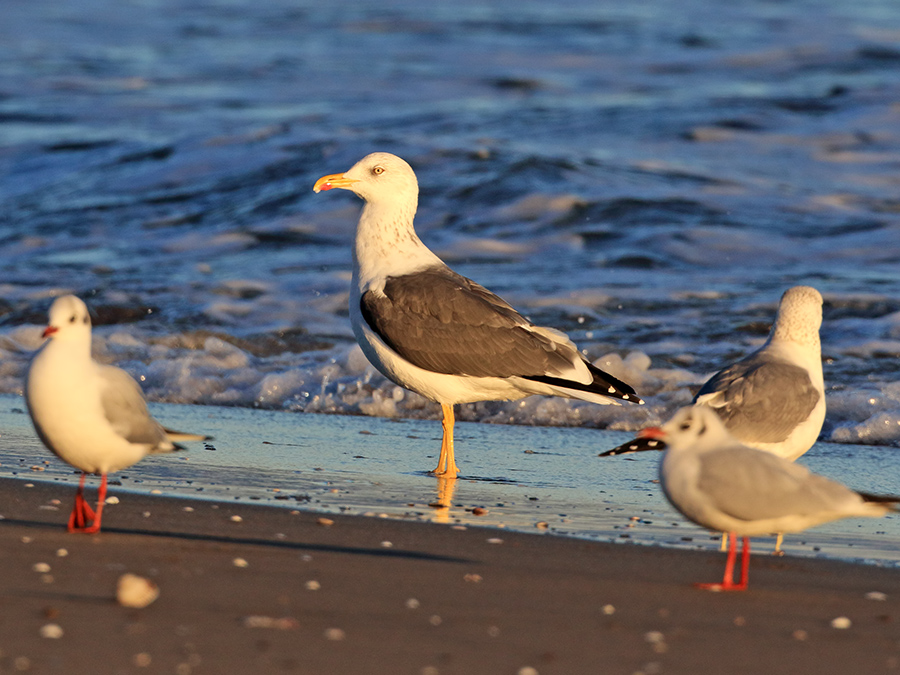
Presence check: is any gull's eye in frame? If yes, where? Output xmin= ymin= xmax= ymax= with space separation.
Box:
xmin=372 ymin=166 xmax=385 ymax=175
xmin=69 ymin=315 xmax=76 ymax=323
xmin=679 ymin=422 xmax=691 ymax=431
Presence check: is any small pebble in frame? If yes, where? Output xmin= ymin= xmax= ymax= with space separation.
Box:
xmin=134 ymin=653 xmax=152 ymax=667
xmin=792 ymin=629 xmax=808 ymax=641
xmin=831 ymin=616 xmax=852 ymax=630
xmin=324 ymin=628 xmax=345 ymax=641
xmin=33 ymin=562 xmax=51 ymax=573
xmin=865 ymin=591 xmax=888 ymax=601
xmin=380 ymin=541 xmax=393 ymax=548
xmin=142 ymin=511 xmax=151 ymax=518
xmin=518 ymin=668 xmax=539 ymax=675
xmin=472 ymin=507 xmax=488 ymax=516
xmin=150 ymin=489 xmax=162 ymax=495
xmin=56 ymin=549 xmax=68 ymax=558
xmin=183 ymin=507 xmax=194 ymax=512
xmin=305 ymin=580 xmax=320 ymax=591
xmin=40 ymin=624 xmax=63 ymax=639
xmin=105 ymin=496 xmax=119 ymax=505
xmin=487 ymin=625 xmax=500 ymax=637
xmin=429 ymin=615 xmax=442 ymax=626
xmin=601 ymin=604 xmax=615 ymax=615
xmin=464 ymin=573 xmax=483 ymax=583
xmin=486 ymin=538 xmax=503 ymax=545
xmin=230 ymin=515 xmax=243 ymax=523
xmin=21 ymin=536 xmax=33 ymax=544
xmin=450 ymin=525 xmax=466 ymax=531
xmin=406 ymin=598 xmax=420 ymax=609
xmin=644 ymin=631 xmax=665 ymax=644
xmin=233 ymin=558 xmax=249 ymax=568
xmin=535 ymin=521 xmax=549 ymax=530
xmin=41 ymin=574 xmax=54 ymax=584
xmin=242 ymin=616 xmax=297 ymax=630
xmin=317 ymin=517 xmax=334 ymax=527
xmin=734 ymin=616 xmax=746 ymax=627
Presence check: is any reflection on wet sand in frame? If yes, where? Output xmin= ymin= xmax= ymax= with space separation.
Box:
xmin=428 ymin=477 xmax=458 ymax=524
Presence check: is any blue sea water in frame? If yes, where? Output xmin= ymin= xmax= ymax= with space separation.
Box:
xmin=1 ymin=0 xmax=900 ymax=559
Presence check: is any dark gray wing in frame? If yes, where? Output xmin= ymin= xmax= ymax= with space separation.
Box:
xmin=697 ymin=447 xmax=857 ymax=521
xmin=97 ymin=365 xmax=169 ymax=448
xmin=360 ymin=267 xmax=584 ymax=380
xmin=694 ymin=355 xmax=820 ymax=444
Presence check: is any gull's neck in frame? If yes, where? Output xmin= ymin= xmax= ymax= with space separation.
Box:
xmin=353 ymin=199 xmax=443 ymax=290
xmin=770 ymin=318 xmax=821 ymax=352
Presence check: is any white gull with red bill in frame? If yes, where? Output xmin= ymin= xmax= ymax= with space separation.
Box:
xmin=645 ymin=405 xmax=899 ymax=591
xmin=314 ymin=152 xmax=642 ymax=479
xmin=25 ymin=294 xmax=209 ymax=533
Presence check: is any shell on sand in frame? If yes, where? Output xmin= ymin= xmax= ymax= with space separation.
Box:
xmin=116 ymin=573 xmax=160 ymax=608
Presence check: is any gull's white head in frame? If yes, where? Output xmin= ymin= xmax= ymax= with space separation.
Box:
xmin=313 ymin=152 xmax=419 ymax=207
xmin=42 ymin=295 xmax=92 ymax=341
xmin=771 ymin=285 xmax=823 ymax=346
xmin=640 ymin=405 xmax=731 ymax=454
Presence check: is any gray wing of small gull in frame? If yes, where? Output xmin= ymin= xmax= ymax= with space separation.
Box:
xmin=360 ymin=267 xmax=586 ymax=380
xmin=696 ymin=447 xmax=857 ymax=522
xmin=98 ymin=365 xmax=169 ymax=449
xmin=694 ymin=356 xmax=820 ymax=444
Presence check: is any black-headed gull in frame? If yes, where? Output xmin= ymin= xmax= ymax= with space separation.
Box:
xmin=645 ymin=406 xmax=898 ymax=591
xmin=314 ymin=152 xmax=642 ymax=479
xmin=26 ymin=295 xmax=209 ymax=533
xmin=602 ymin=286 xmax=825 ymax=552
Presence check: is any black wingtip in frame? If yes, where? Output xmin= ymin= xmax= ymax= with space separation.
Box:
xmin=858 ymin=491 xmax=900 ymax=507
xmin=599 ymin=436 xmax=666 ymax=457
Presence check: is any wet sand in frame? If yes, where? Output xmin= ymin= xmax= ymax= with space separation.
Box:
xmin=1 ymin=477 xmax=898 ymax=675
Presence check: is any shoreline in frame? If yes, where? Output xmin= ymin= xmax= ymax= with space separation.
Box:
xmin=1 ymin=477 xmax=899 ymax=674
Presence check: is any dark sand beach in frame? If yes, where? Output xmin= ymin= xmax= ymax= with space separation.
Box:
xmin=1 ymin=477 xmax=898 ymax=675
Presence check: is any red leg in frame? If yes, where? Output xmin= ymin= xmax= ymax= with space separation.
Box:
xmin=696 ymin=532 xmax=749 ymax=591
xmin=68 ymin=473 xmax=96 ymax=532
xmin=738 ymin=537 xmax=751 ymax=589
xmin=82 ymin=474 xmax=108 ymax=534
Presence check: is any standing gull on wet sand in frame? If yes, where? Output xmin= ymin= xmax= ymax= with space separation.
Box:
xmin=314 ymin=152 xmax=642 ymax=479
xmin=26 ymin=295 xmax=210 ymax=533
xmin=644 ymin=406 xmax=899 ymax=591
xmin=601 ymin=286 xmax=825 ymax=551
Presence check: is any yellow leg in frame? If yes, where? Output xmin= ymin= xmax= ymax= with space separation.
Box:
xmin=432 ymin=403 xmax=460 ymax=479
xmin=720 ymin=532 xmax=728 ymax=551
xmin=773 ymin=532 xmax=784 ymax=556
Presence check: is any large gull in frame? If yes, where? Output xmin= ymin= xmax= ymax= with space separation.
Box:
xmin=314 ymin=152 xmax=642 ymax=479
xmin=26 ymin=295 xmax=210 ymax=533
xmin=645 ymin=406 xmax=898 ymax=591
